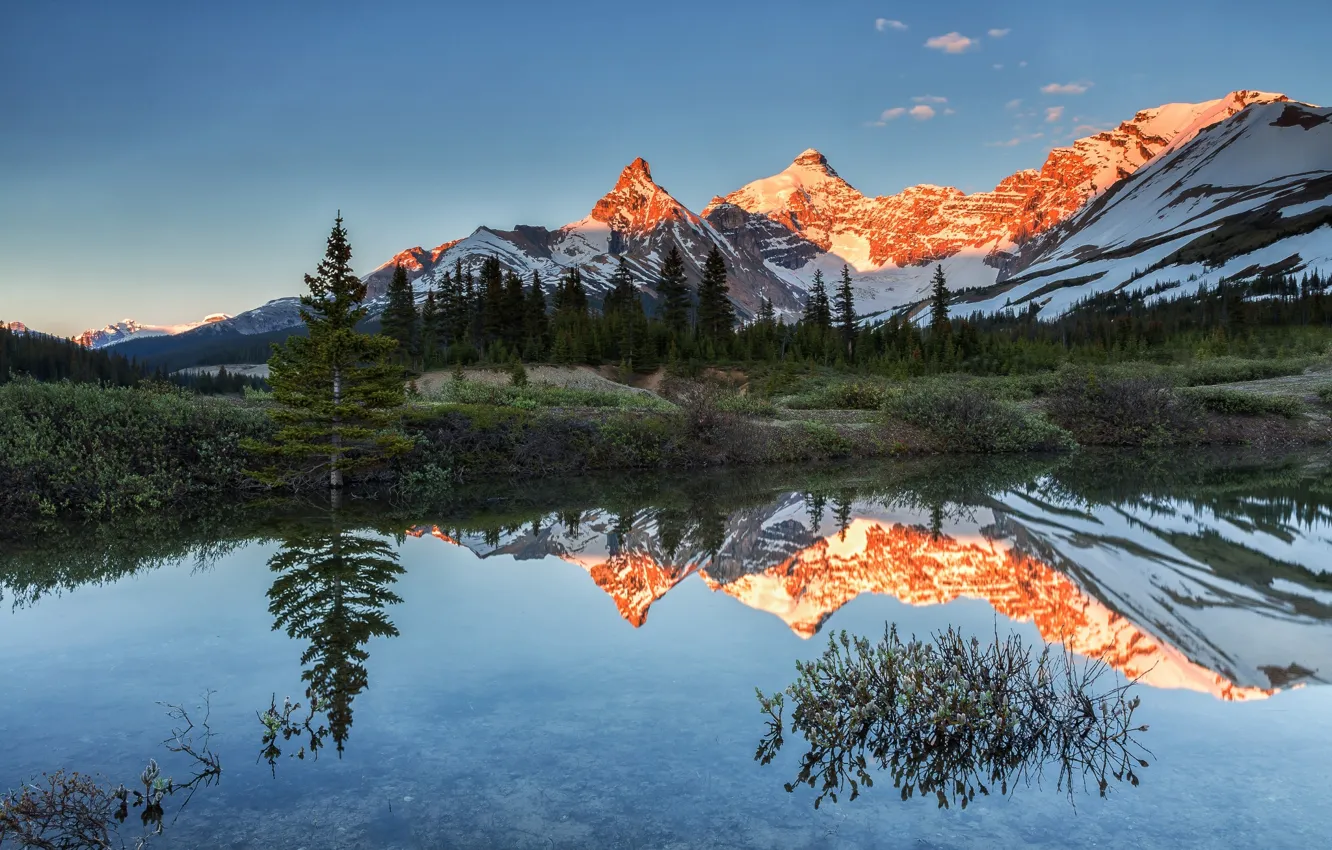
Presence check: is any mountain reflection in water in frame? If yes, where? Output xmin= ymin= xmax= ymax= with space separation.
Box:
xmin=409 ymin=452 xmax=1332 ymax=702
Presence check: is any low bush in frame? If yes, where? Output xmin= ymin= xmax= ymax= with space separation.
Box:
xmin=783 ymin=381 xmax=894 ymax=411
xmin=884 ymin=385 xmax=1073 ymax=453
xmin=1046 ymin=373 xmax=1202 ymax=446
xmin=424 ymin=378 xmax=671 ymax=411
xmin=1316 ymin=384 xmax=1332 ymax=405
xmin=1179 ymin=357 xmax=1315 ymax=387
xmin=1184 ymin=388 xmax=1304 ymax=418
xmin=0 ymin=378 xmax=272 ymax=520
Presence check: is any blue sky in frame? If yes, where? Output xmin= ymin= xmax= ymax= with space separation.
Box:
xmin=3 ymin=0 xmax=1330 ymax=335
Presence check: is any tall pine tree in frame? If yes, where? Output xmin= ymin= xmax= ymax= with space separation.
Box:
xmin=657 ymin=245 xmax=692 ymax=333
xmin=253 ymin=214 xmax=412 ymax=490
xmin=523 ymin=271 xmax=550 ymax=360
xmin=834 ymin=264 xmax=857 ymax=360
xmin=929 ymin=264 xmax=951 ymax=341
xmin=696 ymin=245 xmax=735 ymax=342
xmin=803 ymin=269 xmax=832 ymax=330
xmin=379 ymin=263 xmax=419 ymax=362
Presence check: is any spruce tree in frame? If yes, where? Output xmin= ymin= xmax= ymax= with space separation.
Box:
xmin=929 ymin=264 xmax=951 ymax=341
xmin=758 ymin=295 xmax=776 ymax=326
xmin=502 ymin=270 xmax=525 ymax=349
xmin=834 ymin=264 xmax=857 ymax=359
xmin=523 ymin=271 xmax=550 ymax=360
xmin=253 ymin=214 xmax=412 ymax=490
xmin=696 ymin=245 xmax=736 ymax=342
xmin=804 ymin=269 xmax=832 ymax=330
xmin=657 ymin=245 xmax=691 ymax=333
xmin=419 ymin=287 xmax=439 ymax=367
xmin=480 ymin=256 xmax=505 ymax=347
xmin=604 ymin=257 xmax=637 ymax=315
xmin=380 ymin=263 xmax=419 ymax=361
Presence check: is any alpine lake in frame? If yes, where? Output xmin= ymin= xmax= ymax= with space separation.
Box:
xmin=3 ymin=448 xmax=1330 ymax=849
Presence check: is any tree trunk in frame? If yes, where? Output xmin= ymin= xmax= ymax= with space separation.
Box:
xmin=330 ymin=366 xmax=343 ymax=490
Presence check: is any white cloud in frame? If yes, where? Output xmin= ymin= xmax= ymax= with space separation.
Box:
xmin=943 ymin=107 xmax=956 ymax=115
xmin=1005 ymin=98 xmax=1023 ymax=110
xmin=1041 ymin=81 xmax=1092 ymax=95
xmin=870 ymin=107 xmax=908 ymax=125
xmin=909 ymin=104 xmax=937 ymax=120
xmin=993 ymin=63 xmax=1004 ymax=70
xmin=875 ymin=18 xmax=908 ymax=32
xmin=924 ymin=32 xmax=978 ymax=53
xmin=1019 ymin=60 xmax=1028 ymax=67
xmin=912 ymin=95 xmax=948 ymax=104
xmin=1045 ymin=106 xmax=1064 ymax=123
xmin=987 ymin=28 xmax=1011 ymax=38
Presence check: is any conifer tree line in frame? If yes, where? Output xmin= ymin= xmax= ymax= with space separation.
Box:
xmin=381 ymin=250 xmax=1332 ymax=377
xmin=379 ymin=243 xmax=748 ymax=371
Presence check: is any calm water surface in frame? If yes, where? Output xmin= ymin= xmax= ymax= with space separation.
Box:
xmin=2 ymin=451 xmax=1330 ymax=848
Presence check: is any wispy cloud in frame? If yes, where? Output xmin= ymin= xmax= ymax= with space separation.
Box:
xmin=870 ymin=101 xmax=947 ymax=126
xmin=1005 ymin=98 xmax=1023 ymax=110
xmin=1045 ymin=106 xmax=1064 ymax=123
xmin=1041 ymin=80 xmax=1092 ymax=95
xmin=943 ymin=107 xmax=956 ymax=115
xmin=985 ymin=132 xmax=1044 ymax=148
xmin=1071 ymin=123 xmax=1111 ymax=136
xmin=993 ymin=63 xmax=1004 ymax=70
xmin=869 ymin=107 xmax=908 ymax=126
xmin=1018 ymin=60 xmax=1028 ymax=67
xmin=924 ymin=32 xmax=978 ymax=53
xmin=875 ymin=18 xmax=908 ymax=32
xmin=987 ymin=28 xmax=1011 ymax=38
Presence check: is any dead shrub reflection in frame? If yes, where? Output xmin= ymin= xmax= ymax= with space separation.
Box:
xmin=755 ymin=626 xmax=1150 ymax=809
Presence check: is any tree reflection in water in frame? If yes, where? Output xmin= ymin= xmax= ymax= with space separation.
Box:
xmin=260 ymin=509 xmax=404 ymax=767
xmin=756 ymin=626 xmax=1150 ymax=809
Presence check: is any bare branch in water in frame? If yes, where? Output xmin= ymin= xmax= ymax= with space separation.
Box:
xmin=0 ymin=693 xmax=222 ymax=849
xmin=755 ymin=625 xmax=1151 ymax=809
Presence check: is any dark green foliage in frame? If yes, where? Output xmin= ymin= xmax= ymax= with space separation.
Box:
xmin=885 ymin=385 xmax=1074 ymax=453
xmin=0 ymin=378 xmax=271 ymax=521
xmin=755 ymin=626 xmax=1149 ymax=809
xmin=251 ymin=215 xmax=412 ymax=488
xmin=834 ymin=265 xmax=856 ymax=360
xmin=523 ymin=271 xmax=550 ymax=360
xmin=803 ymin=269 xmax=832 ymax=330
xmin=1185 ymin=388 xmax=1304 ymax=418
xmin=379 ymin=263 xmax=419 ymax=359
xmin=657 ymin=245 xmax=692 ymax=333
xmin=929 ymin=264 xmax=951 ymax=342
xmin=696 ymin=246 xmax=736 ymax=342
xmin=1046 ymin=374 xmax=1203 ymax=446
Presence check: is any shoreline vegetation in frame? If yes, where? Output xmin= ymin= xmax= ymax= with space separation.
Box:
xmin=4 ymin=216 xmax=1332 ymax=530
xmin=1 ymin=361 xmax=1329 ymax=529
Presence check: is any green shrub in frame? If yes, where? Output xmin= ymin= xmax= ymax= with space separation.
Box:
xmin=1046 ymin=373 xmax=1202 ymax=446
xmin=0 ymin=379 xmax=272 ymax=521
xmin=884 ymin=385 xmax=1073 ymax=453
xmin=1180 ymin=357 xmax=1314 ymax=387
xmin=783 ymin=381 xmax=892 ymax=410
xmin=1316 ymin=384 xmax=1332 ymax=405
xmin=1184 ymin=388 xmax=1304 ymax=418
xmin=425 ymin=378 xmax=671 ymax=411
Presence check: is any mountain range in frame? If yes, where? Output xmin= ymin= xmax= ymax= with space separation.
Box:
xmin=409 ymin=480 xmax=1332 ymax=702
xmin=62 ymin=89 xmax=1332 ymax=355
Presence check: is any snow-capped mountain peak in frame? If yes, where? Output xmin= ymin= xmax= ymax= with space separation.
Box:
xmin=73 ymin=314 xmax=232 ymax=349
xmin=586 ymin=157 xmax=696 ymax=235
